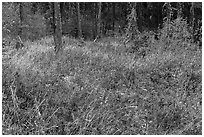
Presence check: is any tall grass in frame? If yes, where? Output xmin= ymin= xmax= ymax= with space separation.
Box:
xmin=2 ymin=18 xmax=202 ymax=135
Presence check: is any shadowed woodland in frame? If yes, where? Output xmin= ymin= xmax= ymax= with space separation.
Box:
xmin=2 ymin=2 xmax=202 ymax=135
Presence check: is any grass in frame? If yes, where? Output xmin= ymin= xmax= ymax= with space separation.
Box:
xmin=2 ymin=33 xmax=202 ymax=135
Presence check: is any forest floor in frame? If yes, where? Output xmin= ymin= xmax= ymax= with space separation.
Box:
xmin=2 ymin=35 xmax=202 ymax=135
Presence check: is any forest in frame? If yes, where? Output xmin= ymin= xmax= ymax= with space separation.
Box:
xmin=2 ymin=2 xmax=202 ymax=135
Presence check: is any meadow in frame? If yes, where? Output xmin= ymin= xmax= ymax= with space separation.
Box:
xmin=2 ymin=27 xmax=202 ymax=135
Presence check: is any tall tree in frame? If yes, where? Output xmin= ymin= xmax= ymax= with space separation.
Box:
xmin=19 ymin=2 xmax=23 ymax=38
xmin=177 ymin=2 xmax=183 ymax=18
xmin=112 ymin=2 xmax=115 ymax=31
xmin=162 ymin=2 xmax=173 ymax=45
xmin=53 ymin=2 xmax=62 ymax=55
xmin=125 ymin=2 xmax=139 ymax=42
xmin=77 ymin=2 xmax=82 ymax=39
xmin=97 ymin=2 xmax=102 ymax=39
xmin=190 ymin=2 xmax=195 ymax=34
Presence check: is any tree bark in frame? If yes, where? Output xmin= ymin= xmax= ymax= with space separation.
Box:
xmin=177 ymin=2 xmax=183 ymax=18
xmin=19 ymin=2 xmax=23 ymax=38
xmin=127 ymin=3 xmax=139 ymax=39
xmin=77 ymin=3 xmax=82 ymax=39
xmin=96 ymin=2 xmax=102 ymax=40
xmin=112 ymin=3 xmax=115 ymax=31
xmin=53 ymin=2 xmax=62 ymax=55
xmin=190 ymin=2 xmax=195 ymax=30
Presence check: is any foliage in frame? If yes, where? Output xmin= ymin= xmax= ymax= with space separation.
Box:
xmin=2 ymin=2 xmax=202 ymax=42
xmin=192 ymin=19 xmax=202 ymax=47
xmin=2 ymin=2 xmax=202 ymax=135
xmin=158 ymin=17 xmax=192 ymax=51
xmin=2 ymin=32 xmax=202 ymax=134
xmin=125 ymin=3 xmax=140 ymax=42
xmin=2 ymin=2 xmax=20 ymax=38
xmin=18 ymin=13 xmax=46 ymax=41
xmin=2 ymin=2 xmax=47 ymax=42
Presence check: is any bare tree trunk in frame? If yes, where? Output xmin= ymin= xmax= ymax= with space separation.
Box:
xmin=19 ymin=2 xmax=23 ymax=38
xmin=94 ymin=2 xmax=102 ymax=41
xmin=93 ymin=3 xmax=97 ymax=40
xmin=190 ymin=2 xmax=195 ymax=34
xmin=125 ymin=2 xmax=139 ymax=42
xmin=112 ymin=2 xmax=115 ymax=31
xmin=163 ymin=2 xmax=172 ymax=46
xmin=77 ymin=3 xmax=82 ymax=39
xmin=53 ymin=2 xmax=62 ymax=56
xmin=98 ymin=2 xmax=102 ymax=37
xmin=177 ymin=2 xmax=183 ymax=18
xmin=14 ymin=2 xmax=25 ymax=50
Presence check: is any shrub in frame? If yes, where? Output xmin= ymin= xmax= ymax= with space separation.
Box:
xmin=158 ymin=17 xmax=192 ymax=52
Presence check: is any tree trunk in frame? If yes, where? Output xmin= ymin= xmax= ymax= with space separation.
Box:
xmin=177 ymin=2 xmax=183 ymax=18
xmin=77 ymin=3 xmax=82 ymax=39
xmin=19 ymin=2 xmax=23 ymax=38
xmin=60 ymin=3 xmax=65 ymax=23
xmin=53 ymin=2 xmax=62 ymax=55
xmin=95 ymin=2 xmax=102 ymax=41
xmin=190 ymin=2 xmax=195 ymax=31
xmin=126 ymin=2 xmax=139 ymax=41
xmin=93 ymin=3 xmax=97 ymax=40
xmin=112 ymin=2 xmax=115 ymax=31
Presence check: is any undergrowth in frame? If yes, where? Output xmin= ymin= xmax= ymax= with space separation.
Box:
xmin=2 ymin=18 xmax=202 ymax=135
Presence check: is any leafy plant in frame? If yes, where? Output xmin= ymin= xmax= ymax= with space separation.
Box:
xmin=158 ymin=17 xmax=192 ymax=51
